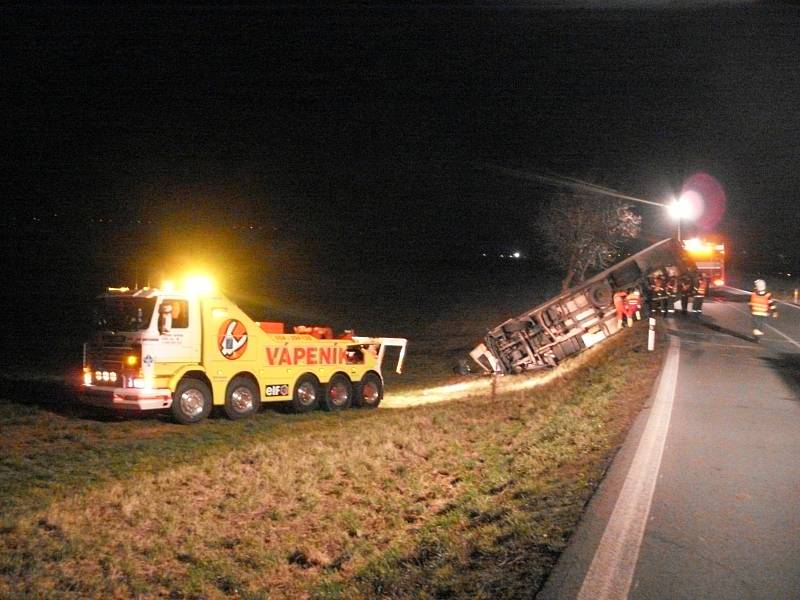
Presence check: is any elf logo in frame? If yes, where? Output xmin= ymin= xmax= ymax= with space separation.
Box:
xmin=218 ymin=320 xmax=248 ymax=360
xmin=265 ymin=384 xmax=289 ymax=397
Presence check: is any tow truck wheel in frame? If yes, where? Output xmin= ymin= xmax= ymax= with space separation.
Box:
xmin=354 ymin=373 xmax=383 ymax=409
xmin=291 ymin=375 xmax=320 ymax=413
xmin=323 ymin=374 xmax=352 ymax=411
xmin=172 ymin=378 xmax=213 ymax=425
xmin=224 ymin=377 xmax=261 ymax=420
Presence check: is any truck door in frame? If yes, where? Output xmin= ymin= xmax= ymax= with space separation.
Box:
xmin=156 ymin=297 xmax=201 ymax=364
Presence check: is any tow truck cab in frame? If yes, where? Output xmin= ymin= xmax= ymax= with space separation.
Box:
xmin=81 ymin=286 xmax=407 ymax=424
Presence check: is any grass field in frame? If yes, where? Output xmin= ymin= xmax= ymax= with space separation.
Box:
xmin=0 ymin=324 xmax=665 ymax=599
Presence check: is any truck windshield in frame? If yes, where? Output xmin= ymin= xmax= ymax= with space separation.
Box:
xmin=92 ymin=297 xmax=156 ymax=332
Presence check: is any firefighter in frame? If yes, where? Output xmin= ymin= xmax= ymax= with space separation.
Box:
xmin=663 ymin=275 xmax=677 ymax=315
xmin=624 ymin=287 xmax=642 ymax=326
xmin=643 ymin=277 xmax=655 ymax=319
xmin=613 ymin=289 xmax=628 ymax=327
xmin=678 ymin=273 xmax=693 ymax=316
xmin=651 ymin=274 xmax=667 ymax=316
xmin=692 ymin=273 xmax=708 ymax=315
xmin=749 ymin=279 xmax=777 ymax=338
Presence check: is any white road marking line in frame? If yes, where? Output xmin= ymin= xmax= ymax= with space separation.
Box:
xmin=765 ymin=323 xmax=800 ymax=350
xmin=679 ymin=339 xmax=758 ymax=350
xmin=577 ymin=336 xmax=680 ymax=600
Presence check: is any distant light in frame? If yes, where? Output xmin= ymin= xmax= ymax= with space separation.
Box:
xmin=512 ymin=251 xmax=521 ymax=259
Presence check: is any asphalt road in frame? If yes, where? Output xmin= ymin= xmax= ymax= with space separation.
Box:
xmin=540 ymin=289 xmax=800 ymax=600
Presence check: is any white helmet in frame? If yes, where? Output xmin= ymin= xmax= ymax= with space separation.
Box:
xmin=754 ymin=279 xmax=766 ymax=292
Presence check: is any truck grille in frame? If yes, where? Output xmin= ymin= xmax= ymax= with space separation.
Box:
xmin=86 ymin=342 xmax=133 ymax=372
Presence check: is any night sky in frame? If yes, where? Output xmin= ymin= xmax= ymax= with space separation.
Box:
xmin=3 ymin=3 xmax=800 ymax=288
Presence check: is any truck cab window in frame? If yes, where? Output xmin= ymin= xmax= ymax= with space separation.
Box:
xmin=163 ymin=300 xmax=189 ymax=329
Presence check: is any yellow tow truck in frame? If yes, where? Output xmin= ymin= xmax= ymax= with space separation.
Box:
xmin=80 ymin=277 xmax=407 ymax=424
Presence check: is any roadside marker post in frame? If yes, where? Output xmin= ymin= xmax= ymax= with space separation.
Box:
xmin=648 ymin=317 xmax=656 ymax=351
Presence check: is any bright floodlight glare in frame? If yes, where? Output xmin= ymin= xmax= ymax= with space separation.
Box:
xmin=667 ymin=196 xmax=693 ymax=220
xmin=161 ymin=280 xmax=176 ymax=292
xmin=183 ymin=275 xmax=215 ymax=296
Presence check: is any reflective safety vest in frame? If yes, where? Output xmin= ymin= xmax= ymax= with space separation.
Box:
xmin=749 ymin=291 xmax=773 ymax=316
xmin=695 ymin=277 xmax=707 ymax=296
xmin=625 ymin=291 xmax=641 ymax=307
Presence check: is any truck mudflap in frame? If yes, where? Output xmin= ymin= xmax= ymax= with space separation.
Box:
xmin=80 ymin=385 xmax=173 ymax=411
xmin=471 ymin=238 xmax=691 ymax=374
xmin=351 ymin=337 xmax=408 ymax=375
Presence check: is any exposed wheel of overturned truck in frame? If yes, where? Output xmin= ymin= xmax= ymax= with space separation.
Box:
xmin=291 ymin=374 xmax=320 ymax=413
xmin=323 ymin=373 xmax=353 ymax=411
xmin=353 ymin=372 xmax=383 ymax=409
xmin=586 ymin=282 xmax=614 ymax=308
xmin=172 ymin=378 xmax=213 ymax=425
xmin=224 ymin=376 xmax=261 ymax=420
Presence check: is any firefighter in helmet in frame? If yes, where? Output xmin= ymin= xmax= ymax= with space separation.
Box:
xmin=678 ymin=273 xmax=693 ymax=316
xmin=692 ymin=272 xmax=708 ymax=315
xmin=651 ymin=273 xmax=667 ymax=316
xmin=749 ymin=279 xmax=777 ymax=338
xmin=665 ymin=274 xmax=678 ymax=315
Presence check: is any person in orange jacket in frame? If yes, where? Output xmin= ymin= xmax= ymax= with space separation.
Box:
xmin=613 ymin=289 xmax=628 ymax=327
xmin=749 ymin=278 xmax=777 ymax=338
xmin=623 ymin=287 xmax=642 ymax=326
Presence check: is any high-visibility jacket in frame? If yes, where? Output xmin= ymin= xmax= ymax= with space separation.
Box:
xmin=625 ymin=290 xmax=641 ymax=307
xmin=695 ymin=277 xmax=707 ymax=296
xmin=749 ymin=291 xmax=774 ymax=316
xmin=613 ymin=291 xmax=627 ymax=319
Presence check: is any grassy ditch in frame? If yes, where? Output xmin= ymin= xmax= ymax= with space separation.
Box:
xmin=1 ymin=326 xmax=664 ymax=599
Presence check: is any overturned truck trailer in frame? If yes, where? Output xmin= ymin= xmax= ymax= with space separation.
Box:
xmin=470 ymin=238 xmax=690 ymax=374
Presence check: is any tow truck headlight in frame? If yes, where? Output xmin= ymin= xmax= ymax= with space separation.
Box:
xmin=110 ymin=372 xmax=117 ymax=383
xmin=101 ymin=371 xmax=109 ymax=382
xmin=95 ymin=371 xmax=102 ymax=381
xmin=83 ymin=368 xmax=92 ymax=385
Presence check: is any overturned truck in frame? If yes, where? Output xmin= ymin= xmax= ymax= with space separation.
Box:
xmin=470 ymin=238 xmax=690 ymax=374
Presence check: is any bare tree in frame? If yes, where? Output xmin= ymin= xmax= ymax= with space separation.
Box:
xmin=538 ymin=189 xmax=641 ymax=291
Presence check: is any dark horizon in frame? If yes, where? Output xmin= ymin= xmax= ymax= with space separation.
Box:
xmin=3 ymin=4 xmax=800 ymax=291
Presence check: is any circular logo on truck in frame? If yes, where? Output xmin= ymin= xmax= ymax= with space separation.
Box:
xmin=218 ymin=319 xmax=248 ymax=360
